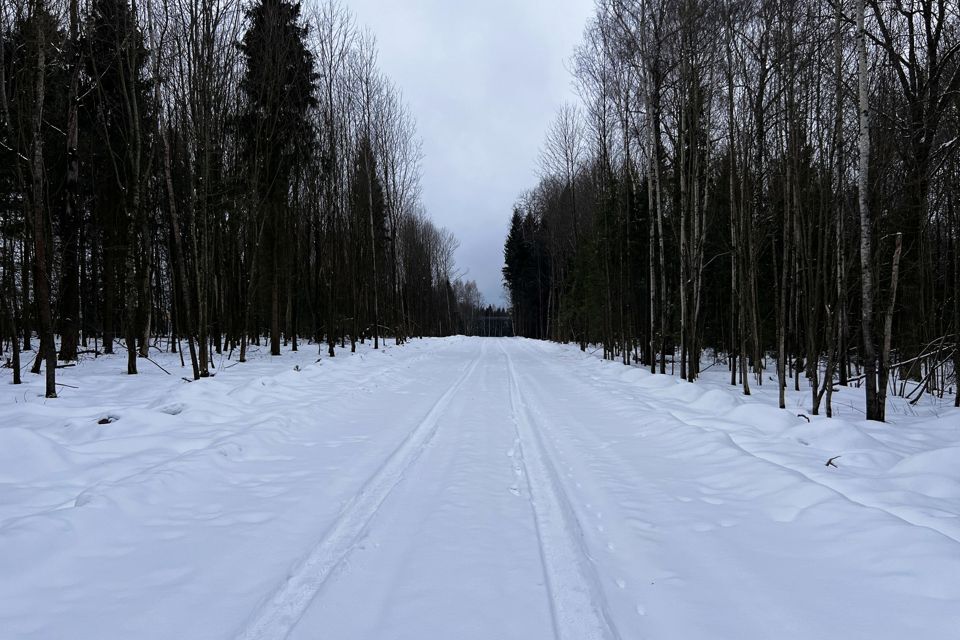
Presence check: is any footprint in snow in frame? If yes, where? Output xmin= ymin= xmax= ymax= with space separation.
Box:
xmin=157 ymin=403 xmax=184 ymax=416
xmin=218 ymin=443 xmax=243 ymax=458
xmin=74 ymin=491 xmax=98 ymax=508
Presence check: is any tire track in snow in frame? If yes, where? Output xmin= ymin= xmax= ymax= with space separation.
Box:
xmin=501 ymin=342 xmax=621 ymax=640
xmin=234 ymin=343 xmax=486 ymax=640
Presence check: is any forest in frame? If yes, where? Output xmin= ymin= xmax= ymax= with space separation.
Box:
xmin=503 ymin=0 xmax=960 ymax=420
xmin=0 ymin=0 xmax=500 ymax=399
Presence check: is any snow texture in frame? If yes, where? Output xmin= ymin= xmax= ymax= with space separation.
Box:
xmin=2 ymin=337 xmax=959 ymax=639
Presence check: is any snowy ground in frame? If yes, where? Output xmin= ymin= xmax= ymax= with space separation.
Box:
xmin=2 ymin=337 xmax=959 ymax=639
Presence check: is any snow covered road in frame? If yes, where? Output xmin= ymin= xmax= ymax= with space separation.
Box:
xmin=3 ymin=337 xmax=960 ymax=639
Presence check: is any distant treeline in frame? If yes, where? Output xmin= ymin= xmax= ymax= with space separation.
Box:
xmin=504 ymin=0 xmax=960 ymax=420
xmin=0 ymin=0 xmax=488 ymax=397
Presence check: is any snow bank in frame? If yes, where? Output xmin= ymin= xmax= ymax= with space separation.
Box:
xmin=3 ymin=336 xmax=958 ymax=639
xmin=574 ymin=343 xmax=960 ymax=547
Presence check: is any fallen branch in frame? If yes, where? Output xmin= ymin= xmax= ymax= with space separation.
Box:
xmin=112 ymin=339 xmax=172 ymax=375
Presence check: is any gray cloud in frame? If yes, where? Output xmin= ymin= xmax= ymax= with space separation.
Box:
xmin=344 ymin=0 xmax=594 ymax=306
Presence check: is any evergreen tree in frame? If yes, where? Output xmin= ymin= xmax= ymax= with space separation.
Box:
xmin=238 ymin=0 xmax=317 ymax=356
xmin=503 ymin=207 xmax=551 ymax=339
xmin=502 ymin=209 xmax=527 ymax=335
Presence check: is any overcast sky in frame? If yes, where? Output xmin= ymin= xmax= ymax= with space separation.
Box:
xmin=344 ymin=0 xmax=595 ymax=306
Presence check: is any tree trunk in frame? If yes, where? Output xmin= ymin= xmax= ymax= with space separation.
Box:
xmin=59 ymin=0 xmax=81 ymax=362
xmin=28 ymin=12 xmax=56 ymax=397
xmin=161 ymin=123 xmax=200 ymax=380
xmin=877 ymin=233 xmax=902 ymax=420
xmin=857 ymin=0 xmax=880 ymax=421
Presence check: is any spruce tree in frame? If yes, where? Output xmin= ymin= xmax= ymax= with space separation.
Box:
xmin=239 ymin=0 xmax=317 ymax=356
xmin=502 ymin=209 xmax=526 ymax=335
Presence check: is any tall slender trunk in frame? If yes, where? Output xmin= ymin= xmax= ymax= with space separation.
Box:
xmin=857 ymin=0 xmax=880 ymax=420
xmin=833 ymin=0 xmax=849 ymax=392
xmin=161 ymin=123 xmax=200 ymax=380
xmin=647 ymin=113 xmax=658 ymax=374
xmin=271 ymin=210 xmax=281 ymax=356
xmin=877 ymin=233 xmax=902 ymax=420
xmin=365 ymin=148 xmax=380 ymax=349
xmin=777 ymin=174 xmax=791 ymax=410
xmin=725 ymin=22 xmax=749 ymax=394
xmin=102 ymin=242 xmax=114 ymax=353
xmin=21 ymin=236 xmax=31 ymax=352
xmin=2 ymin=262 xmax=21 ymax=384
xmin=954 ymin=199 xmax=959 ymax=408
xmin=28 ymin=11 xmax=56 ymax=397
xmin=59 ymin=0 xmax=81 ymax=362
xmin=679 ymin=96 xmax=689 ymax=382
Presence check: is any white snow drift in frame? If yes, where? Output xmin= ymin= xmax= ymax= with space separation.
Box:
xmin=1 ymin=337 xmax=959 ymax=639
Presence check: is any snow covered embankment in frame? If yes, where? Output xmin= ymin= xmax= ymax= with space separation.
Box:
xmin=0 ymin=339 xmax=444 ymax=639
xmin=2 ymin=337 xmax=960 ymax=639
xmin=585 ymin=347 xmax=960 ymax=545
